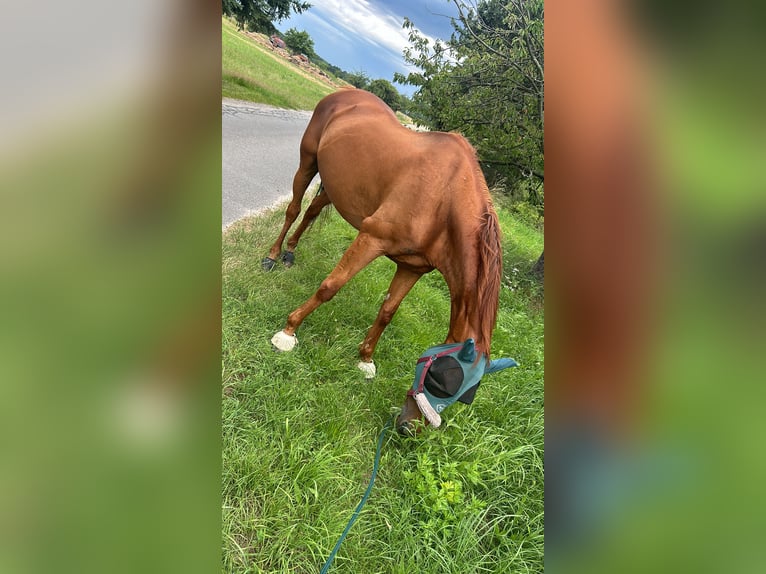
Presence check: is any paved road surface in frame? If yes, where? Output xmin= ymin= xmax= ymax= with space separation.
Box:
xmin=222 ymin=99 xmax=314 ymax=229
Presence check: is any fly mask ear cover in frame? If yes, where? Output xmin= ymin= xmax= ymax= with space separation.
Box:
xmin=408 ymin=338 xmax=517 ymax=428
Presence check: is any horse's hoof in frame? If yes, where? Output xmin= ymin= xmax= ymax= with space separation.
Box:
xmin=357 ymin=361 xmax=376 ymax=379
xmin=280 ymin=251 xmax=295 ymax=267
xmin=262 ymin=257 xmax=277 ymax=271
xmin=395 ymin=394 xmax=429 ymax=436
xmin=271 ymin=330 xmax=297 ymax=352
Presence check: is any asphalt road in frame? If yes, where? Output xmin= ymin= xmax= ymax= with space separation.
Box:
xmin=222 ymin=99 xmax=315 ymax=229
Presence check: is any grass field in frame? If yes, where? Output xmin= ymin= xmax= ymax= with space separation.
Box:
xmin=222 ymin=196 xmax=544 ymax=573
xmin=222 ymin=18 xmax=335 ymax=109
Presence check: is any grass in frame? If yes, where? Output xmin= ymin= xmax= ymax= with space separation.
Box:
xmin=222 ymin=18 xmax=335 ymax=109
xmin=222 ymin=195 xmax=544 ymax=573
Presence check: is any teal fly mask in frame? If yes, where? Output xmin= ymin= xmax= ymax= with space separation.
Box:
xmin=407 ymin=338 xmax=517 ymax=427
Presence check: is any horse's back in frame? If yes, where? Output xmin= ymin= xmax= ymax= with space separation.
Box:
xmin=314 ymin=88 xmax=399 ymax=124
xmin=304 ymin=89 xmax=489 ymax=237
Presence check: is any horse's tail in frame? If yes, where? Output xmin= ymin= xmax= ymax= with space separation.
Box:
xmin=477 ymin=205 xmax=503 ymax=358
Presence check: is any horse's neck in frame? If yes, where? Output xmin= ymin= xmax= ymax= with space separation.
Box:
xmin=446 ymin=290 xmax=485 ymax=352
xmin=441 ymin=246 xmax=489 ymax=355
xmin=440 ymin=201 xmax=501 ymax=357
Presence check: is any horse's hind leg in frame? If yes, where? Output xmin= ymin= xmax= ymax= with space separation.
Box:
xmin=356 ymin=265 xmax=423 ymax=378
xmin=262 ymin=158 xmax=317 ymax=271
xmin=271 ymin=232 xmax=384 ymax=352
xmin=280 ymin=185 xmax=331 ymax=267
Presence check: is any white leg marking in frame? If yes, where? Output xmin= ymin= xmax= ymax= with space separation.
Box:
xmin=357 ymin=360 xmax=377 ymax=379
xmin=271 ymin=330 xmax=297 ymax=352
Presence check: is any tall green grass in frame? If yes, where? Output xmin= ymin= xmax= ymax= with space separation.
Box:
xmin=222 ymin=197 xmax=544 ymax=573
xmin=222 ymin=18 xmax=334 ymax=109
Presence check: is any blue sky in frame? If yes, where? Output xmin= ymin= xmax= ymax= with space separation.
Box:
xmin=278 ymin=0 xmax=461 ymax=96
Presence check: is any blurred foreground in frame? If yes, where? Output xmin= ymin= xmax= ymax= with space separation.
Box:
xmin=547 ymin=0 xmax=766 ymax=572
xmin=0 ymin=2 xmax=221 ymax=573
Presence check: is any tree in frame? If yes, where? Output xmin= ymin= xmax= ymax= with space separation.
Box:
xmin=223 ymin=0 xmax=311 ymax=34
xmin=346 ymin=69 xmax=371 ymax=89
xmin=222 ymin=0 xmax=239 ymax=17
xmin=283 ymin=28 xmax=316 ymax=58
xmin=367 ymin=79 xmax=402 ymax=111
xmin=395 ymin=0 xmax=544 ymax=211
xmin=399 ymin=93 xmax=414 ymax=116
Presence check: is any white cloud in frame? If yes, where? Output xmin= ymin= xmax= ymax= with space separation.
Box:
xmin=309 ymin=0 xmax=438 ymax=62
xmin=301 ymin=10 xmax=352 ymax=43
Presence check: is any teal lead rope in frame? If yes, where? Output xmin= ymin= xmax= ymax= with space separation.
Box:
xmin=319 ymin=415 xmax=394 ymax=573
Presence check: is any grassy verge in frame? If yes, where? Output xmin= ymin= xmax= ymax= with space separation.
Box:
xmin=222 ymin=18 xmax=335 ymax=109
xmin=222 ymin=196 xmax=543 ymax=573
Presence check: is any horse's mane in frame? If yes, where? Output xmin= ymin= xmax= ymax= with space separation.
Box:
xmin=450 ymin=134 xmax=502 ymax=359
xmin=452 ymin=133 xmax=503 ymax=358
xmin=476 ymin=203 xmax=503 ymax=358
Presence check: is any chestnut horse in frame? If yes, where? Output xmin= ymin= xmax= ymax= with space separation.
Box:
xmin=263 ymin=89 xmax=503 ymax=433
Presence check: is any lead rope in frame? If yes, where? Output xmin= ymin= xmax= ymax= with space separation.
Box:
xmin=319 ymin=415 xmax=394 ymax=573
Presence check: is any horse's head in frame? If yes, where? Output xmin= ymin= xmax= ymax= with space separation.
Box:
xmin=396 ymin=338 xmax=517 ymax=435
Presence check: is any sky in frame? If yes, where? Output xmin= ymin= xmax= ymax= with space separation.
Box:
xmin=278 ymin=0 xmax=461 ymax=96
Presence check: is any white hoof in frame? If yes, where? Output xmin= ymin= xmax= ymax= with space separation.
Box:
xmin=357 ymin=361 xmax=376 ymax=379
xmin=271 ymin=330 xmax=297 ymax=352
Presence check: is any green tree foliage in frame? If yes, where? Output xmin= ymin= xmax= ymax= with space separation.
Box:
xmin=223 ymin=0 xmax=311 ymax=35
xmin=346 ymin=69 xmax=371 ymax=89
xmin=283 ymin=28 xmax=316 ymax=58
xmin=367 ymin=78 xmax=402 ymax=111
xmin=399 ymin=93 xmax=414 ymax=115
xmin=395 ymin=0 xmax=544 ymax=210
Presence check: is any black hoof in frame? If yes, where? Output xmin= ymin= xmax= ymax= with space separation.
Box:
xmin=280 ymin=251 xmax=295 ymax=267
xmin=261 ymin=257 xmax=277 ymax=271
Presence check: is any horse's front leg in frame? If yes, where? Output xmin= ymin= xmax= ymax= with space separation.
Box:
xmin=271 ymin=232 xmax=384 ymax=351
xmin=356 ymin=266 xmax=422 ymax=378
